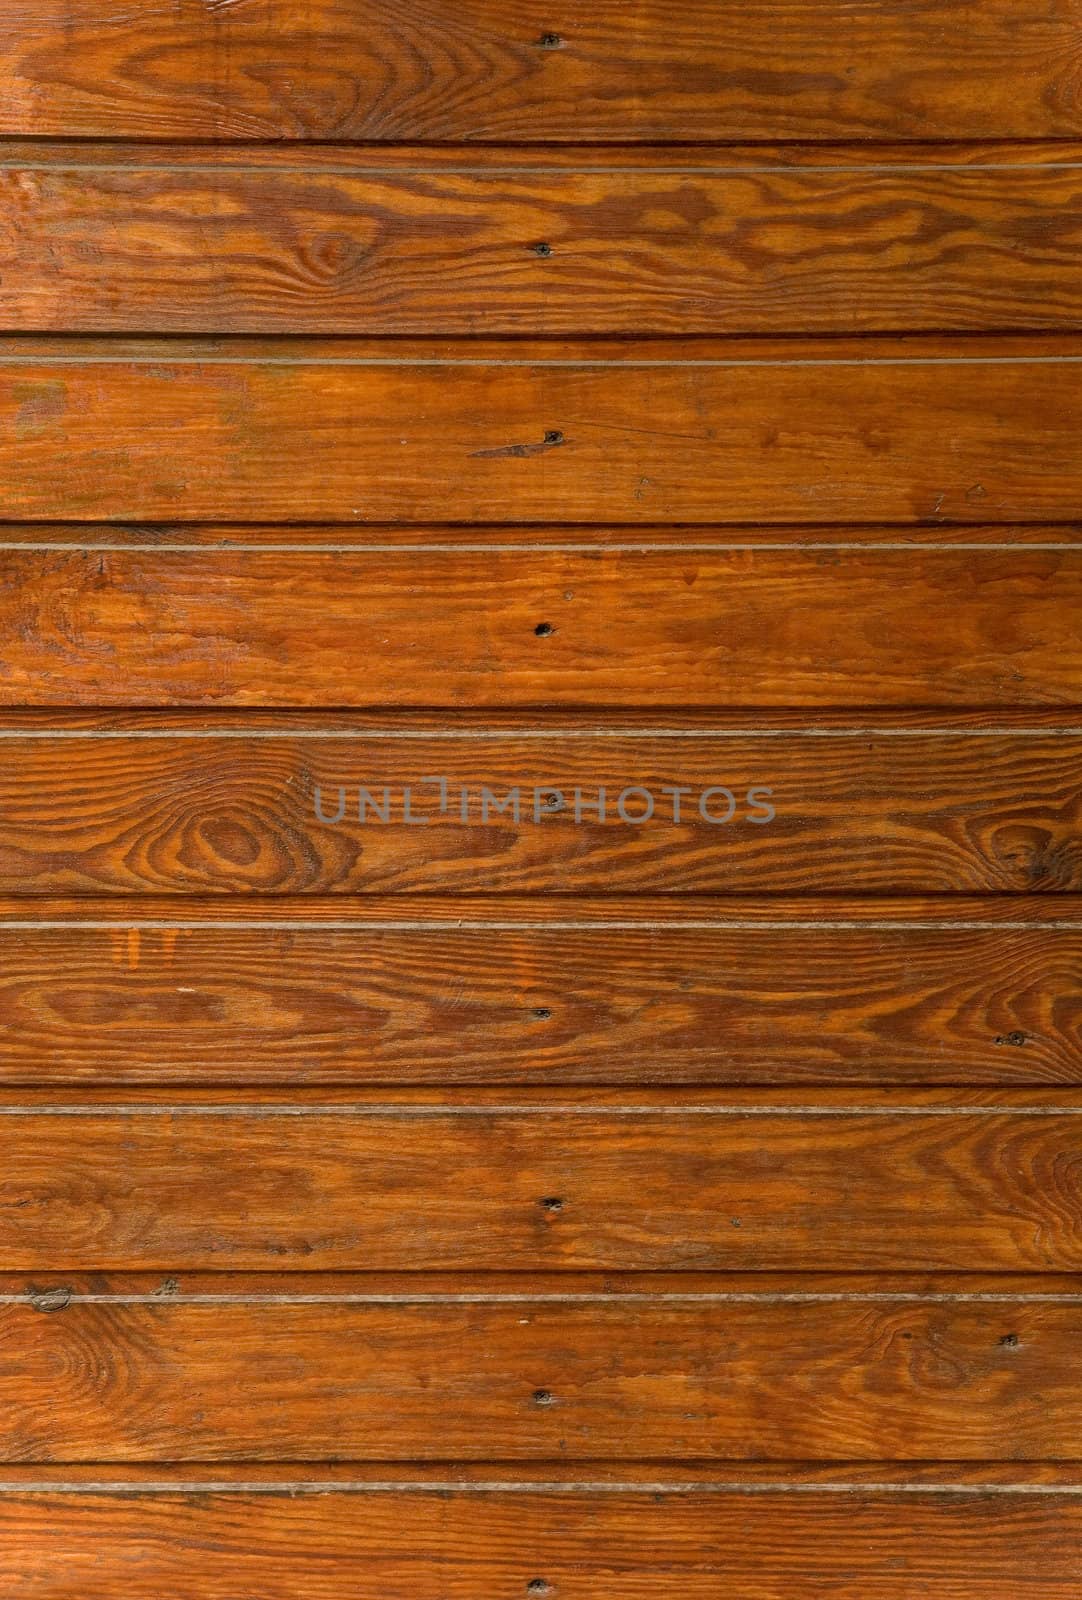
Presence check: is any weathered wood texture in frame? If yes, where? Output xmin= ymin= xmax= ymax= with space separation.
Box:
xmin=2 ymin=1108 xmax=1081 ymax=1269
xmin=5 ymin=1293 xmax=1082 ymax=1458
xmin=0 ymin=916 xmax=1076 ymax=1086
xmin=2 ymin=1486 xmax=1080 ymax=1597
xmin=3 ymin=548 xmax=1080 ymax=707
xmin=2 ymin=341 xmax=1082 ymax=522
xmin=2 ymin=1 xmax=1082 ymax=141
xmin=8 ymin=155 xmax=1082 ymax=334
xmin=0 ymin=730 xmax=1076 ymax=895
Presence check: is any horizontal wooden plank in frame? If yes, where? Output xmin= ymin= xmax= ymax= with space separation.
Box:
xmin=0 ymin=919 xmax=1077 ymax=1086
xmin=0 ymin=730 xmax=1077 ymax=895
xmin=2 ymin=341 xmax=1082 ymax=522
xmin=2 ymin=548 xmax=1079 ymax=708
xmin=7 ymin=157 xmax=1082 ymax=334
xmin=6 ymin=1293 xmax=1082 ymax=1459
xmin=2 ymin=1107 xmax=1082 ymax=1270
xmin=2 ymin=1486 xmax=1081 ymax=1597
xmin=3 ymin=1 xmax=1082 ymax=142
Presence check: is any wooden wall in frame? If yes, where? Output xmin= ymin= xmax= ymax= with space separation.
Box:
xmin=1 ymin=1 xmax=1081 ymax=1592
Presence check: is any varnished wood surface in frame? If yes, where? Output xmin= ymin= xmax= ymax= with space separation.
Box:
xmin=2 ymin=1485 xmax=1080 ymax=1597
xmin=3 ymin=1 xmax=1082 ymax=142
xmin=8 ymin=153 xmax=1082 ymax=334
xmin=2 ymin=547 xmax=1079 ymax=707
xmin=6 ymin=1291 xmax=1082 ymax=1459
xmin=0 ymin=916 xmax=1076 ymax=1086
xmin=3 ymin=339 xmax=1082 ymax=522
xmin=0 ymin=729 xmax=1076 ymax=895
xmin=3 ymin=1106 xmax=1082 ymax=1270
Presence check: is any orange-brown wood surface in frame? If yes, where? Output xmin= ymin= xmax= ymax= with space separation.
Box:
xmin=0 ymin=728 xmax=1076 ymax=895
xmin=2 ymin=547 xmax=1079 ymax=707
xmin=6 ymin=1484 xmax=1082 ymax=1600
xmin=4 ymin=1290 xmax=1082 ymax=1460
xmin=2 ymin=1105 xmax=1080 ymax=1271
xmin=0 ymin=911 xmax=1075 ymax=1086
xmin=6 ymin=1478 xmax=1082 ymax=1593
xmin=4 ymin=340 xmax=1082 ymax=524
xmin=8 ymin=152 xmax=1082 ymax=335
xmin=3 ymin=0 xmax=1081 ymax=1580
xmin=3 ymin=0 xmax=1082 ymax=142
xmin=2 ymin=1485 xmax=1081 ymax=1597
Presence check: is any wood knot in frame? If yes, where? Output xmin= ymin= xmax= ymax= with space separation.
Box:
xmin=28 ymin=1286 xmax=72 ymax=1314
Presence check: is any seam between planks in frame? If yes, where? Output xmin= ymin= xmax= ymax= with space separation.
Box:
xmin=1 ymin=1104 xmax=1082 ymax=1117
xmin=0 ymin=727 xmax=1079 ymax=738
xmin=0 ymin=1481 xmax=1079 ymax=1495
xmin=0 ymin=920 xmax=1076 ymax=931
xmin=6 ymin=354 xmax=1082 ymax=367
xmin=11 ymin=1292 xmax=1082 ymax=1305
xmin=2 ymin=541 xmax=1079 ymax=551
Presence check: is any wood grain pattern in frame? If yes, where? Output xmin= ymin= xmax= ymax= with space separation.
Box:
xmin=5 ymin=1293 xmax=1082 ymax=1459
xmin=2 ymin=341 xmax=1082 ymax=523
xmin=3 ymin=1 xmax=1082 ymax=142
xmin=8 ymin=156 xmax=1082 ymax=334
xmin=0 ymin=730 xmax=1076 ymax=895
xmin=2 ymin=547 xmax=1080 ymax=708
xmin=2 ymin=1486 xmax=1080 ymax=1597
xmin=3 ymin=1107 xmax=1082 ymax=1270
xmin=5 ymin=0 xmax=1081 ymax=1555
xmin=0 ymin=918 xmax=1077 ymax=1086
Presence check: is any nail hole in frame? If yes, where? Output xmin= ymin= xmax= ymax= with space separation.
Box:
xmin=527 ymin=1582 xmax=553 ymax=1597
xmin=542 ymin=794 xmax=564 ymax=812
xmin=533 ymin=241 xmax=553 ymax=257
xmin=535 ymin=621 xmax=554 ymax=636
xmin=540 ymin=1196 xmax=564 ymax=1213
xmin=532 ymin=1007 xmax=553 ymax=1020
xmin=994 ymin=1031 xmax=1027 ymax=1047
xmin=533 ymin=1388 xmax=555 ymax=1406
xmin=999 ymin=1332 xmax=1020 ymax=1348
xmin=539 ymin=32 xmax=563 ymax=47
xmin=543 ymin=430 xmax=564 ymax=445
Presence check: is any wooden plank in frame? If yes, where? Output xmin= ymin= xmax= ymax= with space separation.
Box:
xmin=1 ymin=1485 xmax=1080 ymax=1597
xmin=0 ymin=916 xmax=1077 ymax=1086
xmin=3 ymin=1 xmax=1082 ymax=142
xmin=2 ymin=1106 xmax=1082 ymax=1270
xmin=5 ymin=1291 xmax=1082 ymax=1458
xmin=2 ymin=341 xmax=1082 ymax=523
xmin=7 ymin=155 xmax=1082 ymax=334
xmin=0 ymin=729 xmax=1077 ymax=895
xmin=2 ymin=547 xmax=1080 ymax=708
